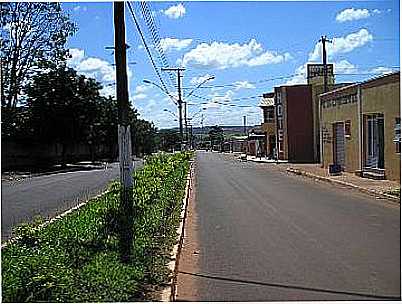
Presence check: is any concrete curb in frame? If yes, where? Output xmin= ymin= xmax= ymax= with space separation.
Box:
xmin=286 ymin=167 xmax=400 ymax=204
xmin=160 ymin=161 xmax=194 ymax=302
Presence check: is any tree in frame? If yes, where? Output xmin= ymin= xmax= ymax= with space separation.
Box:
xmin=208 ymin=125 xmax=224 ymax=150
xmin=0 ymin=2 xmax=76 ymax=108
xmin=24 ymin=66 xmax=101 ymax=164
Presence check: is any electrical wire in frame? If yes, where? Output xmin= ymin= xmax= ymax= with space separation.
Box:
xmin=126 ymin=2 xmax=175 ymax=105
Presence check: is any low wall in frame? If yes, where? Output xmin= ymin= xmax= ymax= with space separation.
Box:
xmin=2 ymin=141 xmax=115 ymax=171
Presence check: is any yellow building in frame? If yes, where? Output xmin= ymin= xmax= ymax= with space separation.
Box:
xmin=320 ymin=72 xmax=400 ymax=181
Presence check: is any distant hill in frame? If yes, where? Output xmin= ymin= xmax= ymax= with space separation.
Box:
xmin=159 ymin=125 xmax=256 ymax=135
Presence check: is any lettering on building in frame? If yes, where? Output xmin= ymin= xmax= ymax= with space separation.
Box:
xmin=322 ymin=93 xmax=357 ymax=109
xmin=307 ymin=64 xmax=334 ymax=79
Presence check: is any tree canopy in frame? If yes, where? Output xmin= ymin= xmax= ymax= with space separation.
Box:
xmin=0 ymin=2 xmax=76 ymax=108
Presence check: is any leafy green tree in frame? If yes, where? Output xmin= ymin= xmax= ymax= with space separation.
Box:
xmin=24 ymin=66 xmax=101 ymax=163
xmin=0 ymin=2 xmax=76 ymax=108
xmin=208 ymin=125 xmax=224 ymax=149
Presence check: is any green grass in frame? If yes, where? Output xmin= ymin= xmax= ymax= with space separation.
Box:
xmin=2 ymin=151 xmax=193 ymax=302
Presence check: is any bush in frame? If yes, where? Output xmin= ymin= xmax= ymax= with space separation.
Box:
xmin=2 ymin=151 xmax=193 ymax=302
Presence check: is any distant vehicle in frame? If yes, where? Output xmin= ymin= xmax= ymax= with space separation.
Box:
xmin=240 ymin=153 xmax=247 ymax=161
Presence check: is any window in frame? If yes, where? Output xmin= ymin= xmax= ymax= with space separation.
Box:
xmin=345 ymin=120 xmax=351 ymax=138
xmin=395 ymin=117 xmax=401 ymax=153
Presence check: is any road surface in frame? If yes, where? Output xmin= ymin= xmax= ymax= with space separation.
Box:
xmin=177 ymin=151 xmax=400 ymax=301
xmin=1 ymin=161 xmax=143 ymax=240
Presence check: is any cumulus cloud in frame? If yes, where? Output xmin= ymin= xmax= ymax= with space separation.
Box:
xmin=285 ymin=64 xmax=308 ymax=85
xmin=309 ymin=29 xmax=373 ymax=61
xmin=371 ymin=66 xmax=394 ymax=75
xmin=160 ymin=38 xmax=193 ymax=52
xmin=178 ymin=39 xmax=291 ymax=69
xmin=336 ymin=8 xmax=370 ymax=23
xmin=162 ymin=3 xmax=186 ymax=19
xmin=134 ymin=84 xmax=149 ymax=94
xmin=334 ymin=59 xmax=357 ymax=74
xmin=67 ymin=48 xmax=133 ymax=97
xmin=190 ymin=74 xmax=214 ymax=85
xmin=234 ymin=81 xmax=256 ymax=90
xmin=131 ymin=93 xmax=147 ymax=100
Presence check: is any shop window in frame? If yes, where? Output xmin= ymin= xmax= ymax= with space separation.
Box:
xmin=395 ymin=117 xmax=401 ymax=153
xmin=345 ymin=120 xmax=351 ymax=138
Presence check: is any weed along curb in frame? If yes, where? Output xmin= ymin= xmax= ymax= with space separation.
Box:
xmin=286 ymin=167 xmax=400 ymax=204
xmin=161 ymin=160 xmax=194 ymax=302
xmin=0 ymin=189 xmax=111 ymax=250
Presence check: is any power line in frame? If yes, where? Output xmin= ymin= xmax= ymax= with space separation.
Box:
xmin=138 ymin=1 xmax=176 ymax=89
xmin=126 ymin=2 xmax=172 ymax=103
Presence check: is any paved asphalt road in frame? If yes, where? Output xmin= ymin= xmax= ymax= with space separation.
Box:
xmin=1 ymin=161 xmax=143 ymax=240
xmin=178 ymin=151 xmax=400 ymax=301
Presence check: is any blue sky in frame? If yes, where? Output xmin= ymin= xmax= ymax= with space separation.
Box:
xmin=62 ymin=1 xmax=400 ymax=129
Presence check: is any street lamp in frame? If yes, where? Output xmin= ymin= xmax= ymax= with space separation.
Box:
xmin=183 ymin=76 xmax=215 ymax=148
xmin=163 ymin=108 xmax=178 ymax=119
xmin=143 ymin=79 xmax=177 ymax=104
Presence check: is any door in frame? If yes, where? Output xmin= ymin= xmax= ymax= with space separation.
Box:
xmin=366 ymin=114 xmax=384 ymax=168
xmin=333 ymin=122 xmax=345 ymax=168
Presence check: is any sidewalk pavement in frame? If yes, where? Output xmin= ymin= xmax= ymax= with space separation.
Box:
xmin=246 ymin=156 xmax=400 ymax=203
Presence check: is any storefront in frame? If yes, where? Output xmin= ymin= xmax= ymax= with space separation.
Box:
xmin=320 ymin=72 xmax=400 ymax=181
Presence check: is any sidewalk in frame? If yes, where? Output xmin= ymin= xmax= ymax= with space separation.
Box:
xmin=247 ymin=157 xmax=400 ymax=203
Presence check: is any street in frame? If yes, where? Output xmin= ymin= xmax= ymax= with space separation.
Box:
xmin=1 ymin=160 xmax=143 ymax=240
xmin=177 ymin=151 xmax=400 ymax=301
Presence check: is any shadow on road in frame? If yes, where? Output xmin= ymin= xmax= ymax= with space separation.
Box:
xmin=178 ymin=271 xmax=401 ymax=300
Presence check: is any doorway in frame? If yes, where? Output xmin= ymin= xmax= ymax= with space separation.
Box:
xmin=365 ymin=114 xmax=384 ymax=169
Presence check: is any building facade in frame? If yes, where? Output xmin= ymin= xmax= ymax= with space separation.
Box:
xmin=274 ymin=84 xmax=314 ymax=162
xmin=259 ymin=93 xmax=276 ymax=158
xmin=320 ymin=72 xmax=400 ymax=181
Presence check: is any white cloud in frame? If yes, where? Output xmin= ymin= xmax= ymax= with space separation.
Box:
xmin=134 ymin=84 xmax=149 ymax=94
xmin=67 ymin=48 xmax=85 ymax=66
xmin=309 ymin=29 xmax=373 ymax=61
xmin=371 ymin=66 xmax=394 ymax=75
xmin=336 ymin=8 xmax=370 ymax=23
xmin=162 ymin=3 xmax=186 ymax=19
xmin=132 ymin=93 xmax=147 ymax=100
xmin=100 ymin=85 xmax=115 ymax=98
xmin=372 ymin=9 xmax=381 ymax=14
xmin=334 ymin=60 xmax=357 ymax=74
xmin=285 ymin=64 xmax=308 ymax=85
xmin=234 ymin=81 xmax=256 ymax=90
xmin=77 ymin=57 xmax=115 ymax=82
xmin=160 ymin=38 xmax=193 ymax=52
xmin=190 ymin=74 xmax=214 ymax=85
xmin=67 ymin=48 xmax=135 ymax=97
xmin=178 ymin=39 xmax=291 ymax=69
xmin=73 ymin=5 xmax=81 ymax=12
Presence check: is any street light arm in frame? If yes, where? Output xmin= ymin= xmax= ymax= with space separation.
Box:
xmin=143 ymin=79 xmax=178 ymax=105
xmin=185 ymin=76 xmax=215 ymax=98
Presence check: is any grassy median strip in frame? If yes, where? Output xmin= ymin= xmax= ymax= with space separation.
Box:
xmin=2 ymin=151 xmax=192 ymax=302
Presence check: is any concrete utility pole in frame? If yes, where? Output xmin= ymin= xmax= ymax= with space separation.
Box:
xmin=161 ymin=67 xmax=185 ymax=150
xmin=243 ymin=115 xmax=247 ymax=135
xmin=114 ymin=2 xmax=133 ymax=262
xmin=319 ymin=35 xmax=332 ymax=93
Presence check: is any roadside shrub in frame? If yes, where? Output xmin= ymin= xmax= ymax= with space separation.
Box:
xmin=2 ymin=151 xmax=193 ymax=302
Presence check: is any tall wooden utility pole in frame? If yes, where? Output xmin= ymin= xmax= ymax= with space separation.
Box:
xmin=161 ymin=67 xmax=185 ymax=150
xmin=319 ymin=35 xmax=332 ymax=93
xmin=114 ymin=2 xmax=133 ymax=262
